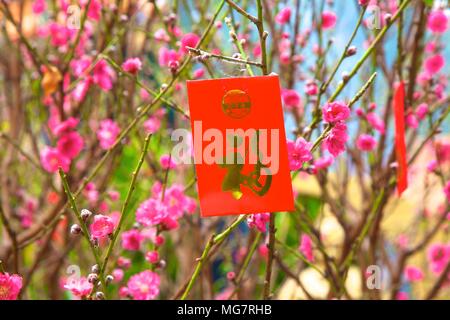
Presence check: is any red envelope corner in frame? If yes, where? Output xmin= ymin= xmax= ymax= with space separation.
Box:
xmin=186 ymin=75 xmax=294 ymax=217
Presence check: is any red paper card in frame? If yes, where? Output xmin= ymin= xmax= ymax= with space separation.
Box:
xmin=186 ymin=75 xmax=294 ymax=217
xmin=394 ymin=81 xmax=408 ymax=195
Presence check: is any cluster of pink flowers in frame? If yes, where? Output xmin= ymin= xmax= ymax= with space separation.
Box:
xmin=246 ymin=213 xmax=271 ymax=233
xmin=322 ymin=101 xmax=351 ymax=157
xmin=41 ymin=117 xmax=84 ymax=173
xmin=287 ymin=137 xmax=313 ymax=171
xmin=0 ymin=273 xmax=23 ymax=300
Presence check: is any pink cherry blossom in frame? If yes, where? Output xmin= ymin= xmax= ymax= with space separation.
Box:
xmin=444 ymin=181 xmax=450 ymax=202
xmin=92 ymin=59 xmax=115 ymax=91
xmin=427 ymin=243 xmax=450 ymax=274
xmin=117 ymin=257 xmax=131 ymax=269
xmin=416 ymin=103 xmax=429 ymax=120
xmin=247 ymin=213 xmax=270 ymax=233
xmin=160 ymin=154 xmax=176 ymax=169
xmin=126 ymin=270 xmax=160 ymax=300
xmin=287 ymin=137 xmax=313 ymax=170
xmin=52 ymin=117 xmax=79 ymax=137
xmin=356 ymin=134 xmax=377 ymax=151
xmin=145 ymin=251 xmax=159 ymax=264
xmin=112 ymin=269 xmax=124 ymax=283
xmin=427 ymin=11 xmax=448 ymax=34
xmin=275 ymin=7 xmax=291 ymax=25
xmin=322 ymin=101 xmax=350 ymax=123
xmin=396 ymin=292 xmax=409 ymax=300
xmin=90 ymin=214 xmax=115 ymax=239
xmin=299 ymin=234 xmax=314 ymax=262
xmin=366 ymin=112 xmax=385 ymax=134
xmin=304 ymin=82 xmax=318 ymax=96
xmin=322 ymin=11 xmax=337 ymax=30
xmin=0 ymin=273 xmax=22 ymax=300
xmin=404 ymin=266 xmax=424 ymax=282
xmin=40 ymin=146 xmax=71 ymax=173
xmin=136 ymin=198 xmax=167 ymax=227
xmin=121 ymin=229 xmax=144 ymax=251
xmin=57 ymin=131 xmax=84 ymax=160
xmin=406 ymin=113 xmax=419 ymax=129
xmin=282 ymin=89 xmax=301 ymax=110
xmin=84 ymin=0 xmax=102 ymax=21
xmin=158 ymin=47 xmax=180 ymax=67
xmin=32 ymin=0 xmax=47 ymax=14
xmin=97 ymin=119 xmax=120 ymax=150
xmin=63 ymin=277 xmax=92 ymax=298
xmin=314 ymin=155 xmax=334 ymax=170
xmin=180 ymin=33 xmax=200 ymax=54
xmin=143 ymin=117 xmax=161 ymax=134
xmin=122 ymin=57 xmax=142 ymax=74
xmin=324 ymin=121 xmax=348 ymax=157
xmin=424 ymin=54 xmax=445 ymax=75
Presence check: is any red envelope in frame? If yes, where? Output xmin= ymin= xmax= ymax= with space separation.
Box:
xmin=186 ymin=75 xmax=294 ymax=217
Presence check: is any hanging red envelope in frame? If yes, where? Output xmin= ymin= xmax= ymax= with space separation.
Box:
xmin=186 ymin=75 xmax=294 ymax=217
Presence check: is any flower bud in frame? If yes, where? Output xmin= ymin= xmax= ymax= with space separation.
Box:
xmin=346 ymin=46 xmax=357 ymax=57
xmin=80 ymin=209 xmax=92 ymax=221
xmin=70 ymin=224 xmax=82 ymax=235
xmin=106 ymin=275 xmax=114 ymax=284
xmin=91 ymin=264 xmax=100 ymax=274
xmin=88 ymin=273 xmax=98 ymax=284
xmin=95 ymin=291 xmax=105 ymax=300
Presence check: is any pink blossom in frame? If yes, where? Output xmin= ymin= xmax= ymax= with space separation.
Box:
xmin=0 ymin=273 xmax=22 ymax=300
xmin=127 ymin=270 xmax=160 ymax=300
xmin=322 ymin=11 xmax=337 ymax=30
xmin=314 ymin=155 xmax=334 ymax=170
xmin=121 ymin=229 xmax=144 ymax=251
xmin=322 ymin=101 xmax=350 ymax=123
xmin=97 ymin=119 xmax=120 ymax=150
xmin=287 ymin=137 xmax=313 ymax=170
xmin=63 ymin=277 xmax=92 ymax=298
xmin=405 ymin=113 xmax=419 ymax=129
xmin=427 ymin=243 xmax=450 ymax=274
xmin=122 ymin=57 xmax=142 ymax=74
xmin=119 ymin=286 xmax=130 ymax=298
xmin=136 ymin=198 xmax=167 ymax=227
xmin=57 ymin=131 xmax=84 ymax=160
xmin=275 ymin=7 xmax=291 ymax=24
xmin=52 ymin=117 xmax=79 ymax=137
xmin=145 ymin=251 xmax=159 ymax=264
xmin=416 ymin=103 xmax=429 ymax=120
xmin=160 ymin=154 xmax=176 ymax=169
xmin=427 ymin=11 xmax=448 ymax=34
xmin=180 ymin=33 xmax=200 ymax=54
xmin=40 ymin=147 xmax=70 ymax=173
xmin=424 ymin=54 xmax=445 ymax=75
xmin=396 ymin=234 xmax=409 ymax=249
xmin=154 ymin=28 xmax=170 ymax=42
xmin=404 ymin=266 xmax=424 ymax=282
xmin=32 ymin=0 xmax=47 ymax=14
xmin=444 ymin=181 xmax=450 ymax=202
xmin=427 ymin=159 xmax=438 ymax=172
xmin=358 ymin=0 xmax=370 ymax=5
xmin=366 ymin=112 xmax=385 ymax=134
xmin=396 ymin=292 xmax=409 ymax=300
xmin=299 ymin=234 xmax=314 ymax=262
xmin=247 ymin=213 xmax=270 ymax=233
xmin=324 ymin=121 xmax=348 ymax=157
xmin=92 ymin=59 xmax=115 ymax=91
xmin=158 ymin=47 xmax=180 ymax=67
xmin=108 ymin=190 xmax=120 ymax=201
xmin=84 ymin=0 xmax=102 ymax=21
xmin=89 ymin=214 xmax=115 ymax=239
xmin=193 ymin=68 xmax=205 ymax=79
xmin=356 ymin=134 xmax=377 ymax=152
xmin=143 ymin=117 xmax=161 ymax=134
xmin=48 ymin=22 xmax=73 ymax=47
xmin=282 ymin=89 xmax=301 ymax=110
xmin=304 ymin=82 xmax=318 ymax=96
xmin=112 ymin=269 xmax=124 ymax=283
xmin=117 ymin=257 xmax=131 ymax=269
